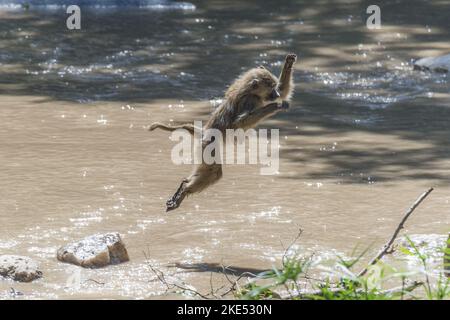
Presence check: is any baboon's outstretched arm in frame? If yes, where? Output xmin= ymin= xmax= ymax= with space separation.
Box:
xmin=278 ymin=54 xmax=297 ymax=100
xmin=232 ymin=101 xmax=289 ymax=129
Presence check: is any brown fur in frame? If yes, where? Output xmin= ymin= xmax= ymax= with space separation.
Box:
xmin=150 ymin=54 xmax=297 ymax=211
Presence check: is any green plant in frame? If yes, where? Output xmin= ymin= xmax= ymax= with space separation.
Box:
xmin=235 ymin=235 xmax=450 ymax=300
xmin=399 ymin=236 xmax=450 ymax=300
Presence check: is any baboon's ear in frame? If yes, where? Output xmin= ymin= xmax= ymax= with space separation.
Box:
xmin=258 ymin=65 xmax=266 ymax=70
xmin=250 ymin=78 xmax=259 ymax=89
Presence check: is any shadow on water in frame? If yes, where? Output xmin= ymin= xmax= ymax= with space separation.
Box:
xmin=272 ymin=91 xmax=450 ymax=183
xmin=170 ymin=262 xmax=270 ymax=278
xmin=1 ymin=0 xmax=449 ymax=183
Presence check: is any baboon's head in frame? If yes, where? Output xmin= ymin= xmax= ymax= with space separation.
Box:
xmin=226 ymin=66 xmax=280 ymax=103
xmin=248 ymin=67 xmax=280 ymax=102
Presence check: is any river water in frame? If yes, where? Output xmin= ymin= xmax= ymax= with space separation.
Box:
xmin=0 ymin=0 xmax=449 ymax=299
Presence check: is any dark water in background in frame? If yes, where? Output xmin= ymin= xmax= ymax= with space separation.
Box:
xmin=0 ymin=0 xmax=195 ymax=7
xmin=0 ymin=0 xmax=448 ymax=105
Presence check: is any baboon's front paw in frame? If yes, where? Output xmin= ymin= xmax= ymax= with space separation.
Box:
xmin=285 ymin=54 xmax=297 ymax=66
xmin=279 ymin=101 xmax=290 ymax=109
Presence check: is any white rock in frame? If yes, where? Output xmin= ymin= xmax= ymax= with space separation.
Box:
xmin=413 ymin=53 xmax=450 ymax=73
xmin=0 ymin=255 xmax=42 ymax=282
xmin=57 ymin=233 xmax=129 ymax=268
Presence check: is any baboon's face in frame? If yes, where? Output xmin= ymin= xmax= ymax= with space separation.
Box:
xmin=250 ymin=69 xmax=280 ymax=102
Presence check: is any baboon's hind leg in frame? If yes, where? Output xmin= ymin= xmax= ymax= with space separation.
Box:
xmin=166 ymin=164 xmax=223 ymax=212
xmin=166 ymin=179 xmax=189 ymax=212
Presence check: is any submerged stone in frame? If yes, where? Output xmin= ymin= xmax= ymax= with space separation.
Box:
xmin=0 ymin=255 xmax=42 ymax=282
xmin=57 ymin=233 xmax=129 ymax=268
xmin=413 ymin=53 xmax=450 ymax=73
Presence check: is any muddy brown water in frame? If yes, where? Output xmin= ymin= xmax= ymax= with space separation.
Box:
xmin=0 ymin=0 xmax=449 ymax=299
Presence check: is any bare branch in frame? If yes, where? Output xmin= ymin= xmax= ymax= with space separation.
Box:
xmin=358 ymin=188 xmax=434 ymax=277
xmin=147 ymin=261 xmax=213 ymax=299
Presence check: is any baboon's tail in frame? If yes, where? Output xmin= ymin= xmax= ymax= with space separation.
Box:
xmin=149 ymin=122 xmax=196 ymax=135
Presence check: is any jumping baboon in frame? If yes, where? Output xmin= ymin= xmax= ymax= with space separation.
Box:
xmin=150 ymin=53 xmax=297 ymax=211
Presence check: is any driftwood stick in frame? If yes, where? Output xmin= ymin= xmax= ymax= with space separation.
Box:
xmin=358 ymin=187 xmax=434 ymax=277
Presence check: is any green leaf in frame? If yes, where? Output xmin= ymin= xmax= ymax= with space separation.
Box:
xmin=399 ymin=246 xmax=414 ymax=256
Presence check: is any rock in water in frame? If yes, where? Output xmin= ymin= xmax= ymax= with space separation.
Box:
xmin=413 ymin=53 xmax=450 ymax=73
xmin=0 ymin=255 xmax=42 ymax=282
xmin=57 ymin=233 xmax=129 ymax=268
